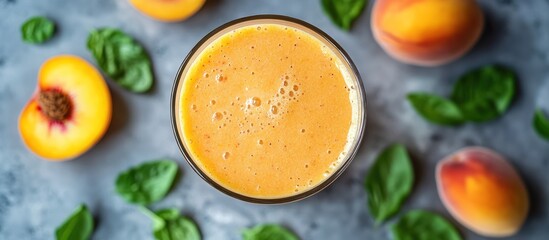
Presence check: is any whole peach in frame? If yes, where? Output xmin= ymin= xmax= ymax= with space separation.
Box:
xmin=371 ymin=0 xmax=484 ymax=66
xmin=436 ymin=147 xmax=529 ymax=237
xmin=129 ymin=0 xmax=205 ymax=22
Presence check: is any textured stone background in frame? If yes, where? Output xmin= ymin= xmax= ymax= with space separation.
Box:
xmin=1 ymin=0 xmax=548 ymax=239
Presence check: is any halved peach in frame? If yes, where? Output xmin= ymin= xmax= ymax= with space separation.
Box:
xmin=371 ymin=0 xmax=484 ymax=66
xmin=436 ymin=147 xmax=529 ymax=237
xmin=129 ymin=0 xmax=206 ymax=22
xmin=19 ymin=55 xmax=112 ymax=161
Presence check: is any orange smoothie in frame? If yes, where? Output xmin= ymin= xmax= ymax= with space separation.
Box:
xmin=178 ymin=23 xmax=361 ymax=199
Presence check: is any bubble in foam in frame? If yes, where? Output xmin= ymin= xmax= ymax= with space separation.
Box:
xmin=289 ymin=91 xmax=294 ymax=97
xmin=279 ymin=88 xmax=285 ymax=94
xmin=212 ymin=112 xmax=223 ymax=121
xmin=191 ymin=104 xmax=197 ymax=110
xmin=283 ymin=81 xmax=288 ymax=86
xmin=247 ymin=97 xmax=261 ymax=107
xmin=222 ymin=152 xmax=230 ymax=160
xmin=215 ymin=74 xmax=226 ymax=82
xmin=270 ymin=105 xmax=278 ymax=114
xmin=258 ymin=139 xmax=264 ymax=145
xmin=293 ymin=85 xmax=299 ymax=91
xmin=210 ymin=99 xmax=216 ymax=105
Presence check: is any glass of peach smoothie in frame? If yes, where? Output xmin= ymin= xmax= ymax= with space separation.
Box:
xmin=171 ymin=15 xmax=366 ymax=203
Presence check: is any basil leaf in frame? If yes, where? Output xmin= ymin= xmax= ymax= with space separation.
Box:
xmin=451 ymin=65 xmax=516 ymax=122
xmin=87 ymin=28 xmax=153 ymax=93
xmin=321 ymin=0 xmax=367 ymax=30
xmin=392 ymin=210 xmax=462 ymax=240
xmin=533 ymin=109 xmax=549 ymax=141
xmin=55 ymin=204 xmax=94 ymax=240
xmin=407 ymin=93 xmax=465 ymax=126
xmin=153 ymin=208 xmax=201 ymax=240
xmin=115 ymin=160 xmax=179 ymax=205
xmin=243 ymin=224 xmax=299 ymax=240
xmin=21 ymin=16 xmax=55 ymax=44
xmin=364 ymin=144 xmax=414 ymax=224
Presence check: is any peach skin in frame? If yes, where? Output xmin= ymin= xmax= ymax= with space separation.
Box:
xmin=436 ymin=147 xmax=529 ymax=237
xmin=371 ymin=0 xmax=484 ymax=66
xmin=128 ymin=0 xmax=205 ymax=22
xmin=19 ymin=55 xmax=112 ymax=161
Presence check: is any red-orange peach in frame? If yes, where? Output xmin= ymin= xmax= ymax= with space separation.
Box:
xmin=371 ymin=0 xmax=484 ymax=66
xmin=436 ymin=147 xmax=529 ymax=237
xmin=19 ymin=55 xmax=112 ymax=161
xmin=129 ymin=0 xmax=205 ymax=22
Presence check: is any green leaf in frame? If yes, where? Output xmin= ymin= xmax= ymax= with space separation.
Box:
xmin=115 ymin=160 xmax=179 ymax=205
xmin=243 ymin=224 xmax=299 ymax=240
xmin=392 ymin=210 xmax=462 ymax=240
xmin=87 ymin=28 xmax=153 ymax=93
xmin=364 ymin=144 xmax=414 ymax=224
xmin=407 ymin=93 xmax=465 ymax=126
xmin=153 ymin=208 xmax=201 ymax=240
xmin=451 ymin=65 xmax=516 ymax=122
xmin=21 ymin=16 xmax=55 ymax=44
xmin=321 ymin=0 xmax=367 ymax=30
xmin=55 ymin=204 xmax=94 ymax=240
xmin=533 ymin=109 xmax=549 ymax=141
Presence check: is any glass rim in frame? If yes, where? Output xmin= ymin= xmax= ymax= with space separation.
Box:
xmin=170 ymin=14 xmax=367 ymax=204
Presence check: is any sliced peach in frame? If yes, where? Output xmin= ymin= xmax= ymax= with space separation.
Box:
xmin=129 ymin=0 xmax=206 ymax=22
xmin=19 ymin=55 xmax=112 ymax=161
xmin=436 ymin=147 xmax=529 ymax=237
xmin=371 ymin=0 xmax=484 ymax=66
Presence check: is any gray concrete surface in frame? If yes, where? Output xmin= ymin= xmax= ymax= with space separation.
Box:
xmin=1 ymin=0 xmax=548 ymax=239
